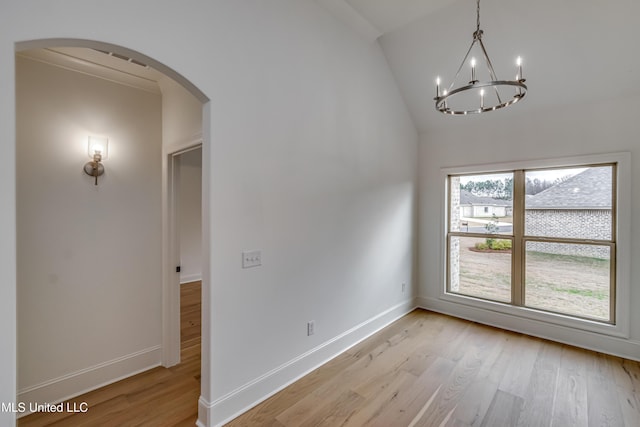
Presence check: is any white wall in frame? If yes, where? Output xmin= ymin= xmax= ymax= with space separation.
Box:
xmin=1 ymin=2 xmax=418 ymax=426
xmin=16 ymin=55 xmax=163 ymax=404
xmin=417 ymin=95 xmax=640 ymax=358
xmin=178 ymin=148 xmax=203 ymax=284
xmin=159 ymin=76 xmax=203 ymax=152
xmin=158 ymin=76 xmax=203 ymax=285
xmin=201 ymin=3 xmax=418 ymax=422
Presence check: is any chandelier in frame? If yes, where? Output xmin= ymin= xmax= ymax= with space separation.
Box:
xmin=435 ymin=0 xmax=527 ymax=115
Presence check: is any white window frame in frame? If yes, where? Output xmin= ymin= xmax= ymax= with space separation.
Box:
xmin=440 ymin=152 xmax=631 ymax=338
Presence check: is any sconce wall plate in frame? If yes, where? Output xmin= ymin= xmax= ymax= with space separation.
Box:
xmin=83 ymin=160 xmax=104 ymax=178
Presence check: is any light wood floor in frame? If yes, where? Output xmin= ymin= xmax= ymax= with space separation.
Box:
xmin=19 ymin=303 xmax=640 ymax=426
xmin=18 ymin=281 xmax=201 ymax=427
xmin=226 ymin=310 xmax=640 ymax=427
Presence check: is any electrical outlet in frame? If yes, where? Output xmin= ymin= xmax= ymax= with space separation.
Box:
xmin=242 ymin=250 xmax=262 ymax=268
xmin=307 ymin=320 xmax=315 ymax=336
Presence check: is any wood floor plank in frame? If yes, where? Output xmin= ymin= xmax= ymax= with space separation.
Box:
xmin=617 ymin=387 xmax=640 ymax=427
xmin=345 ymin=311 xmax=430 ymax=358
xmin=480 ymin=390 xmax=524 ymax=427
xmin=274 ymin=389 xmax=327 ymax=426
xmin=586 ymin=353 xmax=624 ymax=426
xmin=448 ymin=325 xmax=511 ymax=426
xmin=415 ymin=324 xmax=502 ymax=427
xmin=371 ymin=357 xmax=455 ymax=427
xmin=429 ymin=317 xmax=473 ymax=363
xmin=550 ymin=345 xmax=590 ymax=427
xmin=498 ymin=334 xmax=542 ymax=399
xmin=609 ymin=356 xmax=640 ymax=426
xmin=305 ymin=389 xmax=364 ymax=427
xmin=227 ymin=352 xmax=356 ymax=426
xmin=514 ymin=340 xmax=561 ymax=427
xmin=340 ymin=370 xmax=417 ymax=427
xmin=448 ymin=379 xmax=498 ymax=427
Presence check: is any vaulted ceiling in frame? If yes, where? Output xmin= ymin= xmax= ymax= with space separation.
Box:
xmin=319 ymin=0 xmax=640 ymax=132
xmin=22 ymin=1 xmax=640 ymax=135
xmin=345 ymin=0 xmax=457 ymax=34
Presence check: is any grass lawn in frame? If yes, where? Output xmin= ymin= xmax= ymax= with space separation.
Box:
xmin=452 ymin=237 xmax=610 ymax=321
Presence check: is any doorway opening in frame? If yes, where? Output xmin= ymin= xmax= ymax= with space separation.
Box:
xmin=15 ymin=39 xmax=209 ymax=424
xmin=169 ymin=145 xmax=203 ymax=369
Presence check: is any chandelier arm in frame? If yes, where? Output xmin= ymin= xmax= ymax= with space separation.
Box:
xmin=446 ymin=38 xmax=478 ymax=93
xmin=476 ymin=37 xmax=503 ymax=104
xmin=477 ymin=38 xmax=498 ymax=81
xmin=491 ymin=83 xmax=503 ymax=105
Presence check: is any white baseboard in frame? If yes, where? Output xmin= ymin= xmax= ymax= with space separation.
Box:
xmin=198 ymin=298 xmax=417 ymax=427
xmin=417 ymin=296 xmax=640 ymax=362
xmin=180 ymin=273 xmax=202 ymax=284
xmin=17 ymin=345 xmax=162 ymax=417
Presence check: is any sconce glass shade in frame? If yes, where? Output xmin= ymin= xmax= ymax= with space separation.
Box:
xmin=85 ymin=136 xmax=108 ymax=185
xmin=88 ymin=136 xmax=109 ymax=160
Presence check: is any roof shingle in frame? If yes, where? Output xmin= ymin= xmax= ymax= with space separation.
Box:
xmin=526 ymin=167 xmax=612 ymax=209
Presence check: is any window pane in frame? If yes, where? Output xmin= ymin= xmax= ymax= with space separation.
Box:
xmin=525 ymin=166 xmax=613 ymax=240
xmin=524 ymin=241 xmax=610 ymax=321
xmin=450 ymin=173 xmax=513 ymax=235
xmin=449 ymin=236 xmax=511 ymax=303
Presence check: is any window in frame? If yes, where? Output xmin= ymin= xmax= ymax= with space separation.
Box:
xmin=447 ymin=164 xmax=617 ymax=324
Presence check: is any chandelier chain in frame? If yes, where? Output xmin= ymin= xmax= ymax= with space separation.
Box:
xmin=476 ymin=0 xmax=481 ymax=33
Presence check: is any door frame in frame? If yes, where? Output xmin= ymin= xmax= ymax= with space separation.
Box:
xmin=163 ymin=137 xmax=203 ymax=367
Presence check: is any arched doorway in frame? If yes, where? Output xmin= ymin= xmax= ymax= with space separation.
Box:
xmin=15 ymin=38 xmax=210 ymax=424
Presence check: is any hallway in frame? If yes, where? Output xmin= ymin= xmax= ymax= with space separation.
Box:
xmin=19 ymin=281 xmax=201 ymax=427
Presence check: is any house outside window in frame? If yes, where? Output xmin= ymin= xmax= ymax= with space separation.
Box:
xmin=443 ymin=154 xmax=630 ymax=336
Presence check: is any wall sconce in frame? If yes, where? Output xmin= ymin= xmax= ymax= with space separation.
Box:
xmin=83 ymin=136 xmax=108 ymax=185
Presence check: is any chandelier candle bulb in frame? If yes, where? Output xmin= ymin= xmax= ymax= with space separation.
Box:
xmin=517 ymin=56 xmax=523 ymax=80
xmin=436 ymin=77 xmax=440 ymax=97
xmin=471 ymin=58 xmax=477 ymax=82
xmin=480 ymin=89 xmax=485 ymax=109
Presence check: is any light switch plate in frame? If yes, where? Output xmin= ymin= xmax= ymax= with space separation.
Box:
xmin=242 ymin=250 xmax=262 ymax=268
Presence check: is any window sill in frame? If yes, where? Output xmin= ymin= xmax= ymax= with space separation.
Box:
xmin=439 ymin=291 xmax=629 ymax=339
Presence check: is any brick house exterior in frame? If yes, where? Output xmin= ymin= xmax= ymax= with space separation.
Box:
xmin=525 ymin=167 xmax=612 ymax=259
